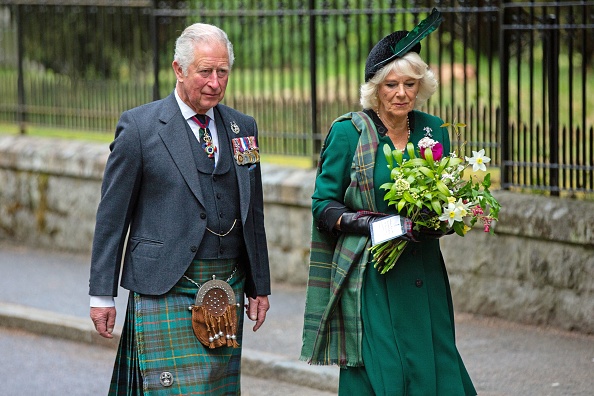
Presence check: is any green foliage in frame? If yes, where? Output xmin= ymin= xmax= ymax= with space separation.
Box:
xmin=370 ymin=129 xmax=501 ymax=274
xmin=19 ymin=5 xmax=156 ymax=79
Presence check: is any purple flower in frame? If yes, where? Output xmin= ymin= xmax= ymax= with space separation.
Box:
xmin=418 ymin=137 xmax=444 ymax=161
xmin=431 ymin=142 xmax=444 ymax=161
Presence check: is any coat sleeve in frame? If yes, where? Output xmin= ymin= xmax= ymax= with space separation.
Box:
xmin=89 ymin=111 xmax=143 ymax=297
xmin=244 ymin=116 xmax=271 ymax=298
xmin=311 ymin=121 xmax=360 ymax=228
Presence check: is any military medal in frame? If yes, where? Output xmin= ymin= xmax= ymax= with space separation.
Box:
xmin=232 ymin=136 xmax=260 ymax=166
xmin=191 ymin=115 xmax=217 ymax=159
xmin=201 ymin=129 xmax=216 ymax=158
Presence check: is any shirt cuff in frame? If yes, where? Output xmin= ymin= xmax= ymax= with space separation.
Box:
xmin=90 ymin=296 xmax=115 ymax=308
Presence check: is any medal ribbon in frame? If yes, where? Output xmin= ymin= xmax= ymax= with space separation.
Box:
xmin=191 ymin=115 xmax=217 ymax=159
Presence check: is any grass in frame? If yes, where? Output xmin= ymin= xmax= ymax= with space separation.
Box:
xmin=0 ymin=122 xmax=313 ymax=169
xmin=0 ymin=123 xmax=500 ymax=187
xmin=0 ymin=123 xmax=113 ymax=143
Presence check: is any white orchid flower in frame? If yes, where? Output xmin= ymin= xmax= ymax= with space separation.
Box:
xmin=465 ymin=149 xmax=491 ymax=172
xmin=454 ymin=198 xmax=471 ymax=217
xmin=439 ymin=203 xmax=463 ymax=227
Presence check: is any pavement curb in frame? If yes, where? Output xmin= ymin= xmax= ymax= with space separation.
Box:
xmin=0 ymin=302 xmax=338 ymax=393
xmin=241 ymin=349 xmax=338 ymax=393
xmin=0 ymin=301 xmax=119 ymax=349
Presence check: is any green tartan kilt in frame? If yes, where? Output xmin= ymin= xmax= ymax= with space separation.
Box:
xmin=109 ymin=258 xmax=245 ymax=396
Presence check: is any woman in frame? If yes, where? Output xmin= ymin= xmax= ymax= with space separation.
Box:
xmin=300 ymin=10 xmax=477 ymax=396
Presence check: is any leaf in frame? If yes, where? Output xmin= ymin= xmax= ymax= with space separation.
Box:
xmin=453 ymin=221 xmax=465 ymax=236
xmin=383 ymin=143 xmax=393 ymax=168
xmin=418 ymin=166 xmax=435 ymax=179
xmin=391 ymin=167 xmax=401 ymax=180
xmin=379 ymin=182 xmax=393 ymax=191
xmin=436 ymin=192 xmax=450 ymax=202
xmin=449 ymin=157 xmax=463 ymax=167
xmin=405 ymin=158 xmax=428 ymax=167
xmin=393 ymin=148 xmax=403 ymax=165
xmin=389 ymin=184 xmax=402 ymax=198
xmin=406 ymin=142 xmax=416 ymax=159
xmin=431 ymin=199 xmax=442 ymax=215
xmin=482 ymin=173 xmax=492 ymax=188
xmin=423 ymin=147 xmax=434 ymax=166
xmin=403 ymin=191 xmax=416 ymax=204
xmin=435 ymin=180 xmax=451 ymax=196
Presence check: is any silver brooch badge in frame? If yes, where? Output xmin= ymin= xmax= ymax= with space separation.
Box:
xmin=230 ymin=121 xmax=240 ymax=134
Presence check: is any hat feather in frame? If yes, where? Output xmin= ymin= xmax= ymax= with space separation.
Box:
xmin=391 ymin=8 xmax=443 ymax=57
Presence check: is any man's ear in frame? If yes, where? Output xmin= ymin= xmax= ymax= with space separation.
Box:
xmin=172 ymin=61 xmax=184 ymax=82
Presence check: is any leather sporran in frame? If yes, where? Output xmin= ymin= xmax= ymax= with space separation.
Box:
xmin=190 ymin=276 xmax=240 ymax=349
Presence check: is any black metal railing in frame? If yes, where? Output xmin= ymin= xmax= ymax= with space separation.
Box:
xmin=500 ymin=1 xmax=594 ymax=195
xmin=0 ymin=0 xmax=593 ymax=195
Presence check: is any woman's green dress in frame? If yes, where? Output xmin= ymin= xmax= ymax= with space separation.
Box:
xmin=311 ymin=110 xmax=476 ymax=395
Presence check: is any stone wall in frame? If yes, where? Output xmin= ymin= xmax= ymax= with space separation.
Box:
xmin=0 ymin=135 xmax=592 ymax=333
xmin=0 ymin=136 xmax=107 ymax=251
xmin=442 ymin=193 xmax=594 ymax=334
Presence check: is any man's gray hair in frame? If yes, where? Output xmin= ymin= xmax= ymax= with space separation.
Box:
xmin=174 ymin=23 xmax=235 ymax=76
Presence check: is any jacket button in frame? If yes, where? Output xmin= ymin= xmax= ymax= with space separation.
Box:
xmin=415 ymin=279 xmax=423 ymax=288
xmin=159 ymin=371 xmax=173 ymax=387
xmin=200 ymin=213 xmax=207 ymax=219
xmin=190 ymin=245 xmax=198 ymax=252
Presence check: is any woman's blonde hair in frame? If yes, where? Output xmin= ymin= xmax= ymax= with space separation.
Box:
xmin=360 ymin=52 xmax=437 ymax=110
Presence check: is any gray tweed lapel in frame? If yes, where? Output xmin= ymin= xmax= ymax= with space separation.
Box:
xmin=158 ymin=93 xmax=205 ymax=206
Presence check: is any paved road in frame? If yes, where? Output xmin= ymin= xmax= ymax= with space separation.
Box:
xmin=1 ymin=242 xmax=593 ymax=395
xmin=0 ymin=326 xmax=334 ymax=396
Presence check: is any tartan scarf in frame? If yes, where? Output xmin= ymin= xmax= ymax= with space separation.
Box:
xmin=300 ymin=111 xmax=379 ymax=367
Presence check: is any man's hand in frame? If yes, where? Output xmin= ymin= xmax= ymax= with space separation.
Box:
xmin=245 ymin=295 xmax=270 ymax=332
xmin=90 ymin=307 xmax=117 ymax=339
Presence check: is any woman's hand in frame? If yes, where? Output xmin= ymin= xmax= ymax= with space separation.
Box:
xmin=336 ymin=211 xmax=387 ymax=235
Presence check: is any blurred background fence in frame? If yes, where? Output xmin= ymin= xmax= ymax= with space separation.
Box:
xmin=0 ymin=0 xmax=593 ymax=195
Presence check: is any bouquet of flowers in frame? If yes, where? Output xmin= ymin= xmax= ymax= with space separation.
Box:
xmin=370 ymin=122 xmax=501 ymax=274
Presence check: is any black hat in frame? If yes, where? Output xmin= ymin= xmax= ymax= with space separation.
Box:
xmin=364 ymin=8 xmax=443 ymax=82
xmin=364 ymin=31 xmax=421 ymax=82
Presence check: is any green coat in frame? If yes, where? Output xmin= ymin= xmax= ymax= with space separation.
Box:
xmin=302 ymin=110 xmax=476 ymax=395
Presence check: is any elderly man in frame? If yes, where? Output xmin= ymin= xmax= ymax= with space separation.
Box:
xmin=89 ymin=23 xmax=270 ymax=394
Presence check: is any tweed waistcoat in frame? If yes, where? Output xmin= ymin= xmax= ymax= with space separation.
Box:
xmin=185 ymin=121 xmax=244 ymax=259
